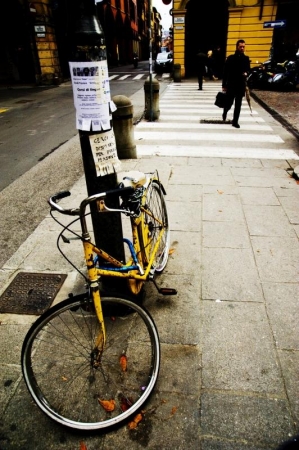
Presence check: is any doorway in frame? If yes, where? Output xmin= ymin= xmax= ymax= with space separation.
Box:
xmin=185 ymin=0 xmax=229 ymax=77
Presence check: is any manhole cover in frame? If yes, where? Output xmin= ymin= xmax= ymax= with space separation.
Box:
xmin=200 ymin=119 xmax=232 ymax=124
xmin=0 ymin=272 xmax=67 ymax=315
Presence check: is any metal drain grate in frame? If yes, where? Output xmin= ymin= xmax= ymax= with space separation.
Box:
xmin=200 ymin=119 xmax=232 ymax=124
xmin=0 ymin=272 xmax=67 ymax=315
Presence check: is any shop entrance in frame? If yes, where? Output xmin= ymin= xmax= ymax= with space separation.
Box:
xmin=185 ymin=0 xmax=229 ymax=77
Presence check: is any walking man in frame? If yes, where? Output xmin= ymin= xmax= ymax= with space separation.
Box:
xmin=222 ymin=39 xmax=250 ymax=128
xmin=196 ymin=50 xmax=208 ymax=90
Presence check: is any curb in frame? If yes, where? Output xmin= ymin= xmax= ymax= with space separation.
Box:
xmin=251 ymin=90 xmax=299 ymax=142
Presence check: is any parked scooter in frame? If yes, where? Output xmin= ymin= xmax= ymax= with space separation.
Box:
xmin=133 ymin=53 xmax=139 ymax=68
xmin=268 ymin=60 xmax=299 ymax=91
xmin=247 ymin=59 xmax=289 ymax=90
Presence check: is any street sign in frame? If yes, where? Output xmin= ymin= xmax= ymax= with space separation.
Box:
xmin=263 ymin=19 xmax=287 ymax=29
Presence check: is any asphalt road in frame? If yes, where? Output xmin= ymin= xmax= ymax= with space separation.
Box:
xmin=0 ymin=62 xmax=170 ymax=267
xmin=0 ymin=61 xmax=152 ymax=191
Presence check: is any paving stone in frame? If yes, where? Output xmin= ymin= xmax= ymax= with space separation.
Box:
xmin=167 ymin=200 xmax=201 ymax=231
xmin=221 ymin=158 xmax=263 ymax=168
xmin=203 ymin=221 xmax=250 ymax=248
xmin=163 ymin=230 xmax=201 ymax=275
xmin=202 ymin=247 xmax=263 ymax=301
xmin=166 ymin=183 xmax=202 ymax=202
xmin=234 ymin=175 xmax=296 ymax=188
xmin=243 ymin=205 xmax=296 ymax=237
xmin=201 ymin=301 xmax=284 ymax=394
xmin=156 ymin=343 xmax=201 ymax=395
xmin=169 ymin=166 xmax=235 ymax=186
xmin=262 ymin=282 xmax=299 ymax=350
xmin=279 ymin=195 xmax=299 ymax=224
xmin=145 ymin=274 xmax=201 ymax=346
xmin=239 ymin=187 xmax=280 ymax=206
xmin=231 ymin=167 xmax=290 ymax=178
xmin=278 ymin=350 xmax=299 ymax=426
xmin=203 ymin=194 xmax=244 ymax=222
xmin=251 ymin=236 xmax=299 ymax=282
xmin=104 ymin=392 xmax=200 ymax=450
xmin=201 ymin=392 xmax=295 ymax=447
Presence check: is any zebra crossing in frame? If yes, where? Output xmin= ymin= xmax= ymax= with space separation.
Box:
xmin=109 ymin=73 xmax=170 ymax=81
xmin=134 ymin=81 xmax=299 ymax=160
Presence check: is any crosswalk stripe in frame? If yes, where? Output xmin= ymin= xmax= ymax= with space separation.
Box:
xmin=118 ymin=74 xmax=131 ymax=80
xmin=136 ymin=145 xmax=299 ymax=160
xmin=135 ymin=81 xmax=298 ymax=161
xmin=136 ymin=122 xmax=273 ymax=131
xmin=158 ymin=115 xmax=265 ymax=122
xmin=108 ymin=74 xmax=119 ymax=80
xmin=133 ymin=74 xmax=144 ymax=80
xmin=134 ymin=131 xmax=284 ymax=143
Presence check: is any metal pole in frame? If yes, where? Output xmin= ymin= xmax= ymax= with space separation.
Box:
xmin=71 ymin=0 xmax=125 ymax=266
xmin=148 ymin=0 xmax=153 ymax=121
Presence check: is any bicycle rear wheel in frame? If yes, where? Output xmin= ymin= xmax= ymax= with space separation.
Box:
xmin=139 ymin=180 xmax=170 ymax=272
xmin=21 ymin=293 xmax=160 ymax=430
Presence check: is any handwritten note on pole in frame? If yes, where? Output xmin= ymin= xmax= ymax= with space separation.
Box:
xmin=69 ymin=61 xmax=116 ymax=131
xmin=89 ymin=130 xmax=121 ymax=176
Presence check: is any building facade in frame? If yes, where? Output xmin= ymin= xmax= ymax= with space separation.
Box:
xmin=1 ymin=0 xmax=297 ymax=85
xmin=0 ymin=0 xmax=160 ymax=85
xmin=171 ymin=0 xmax=299 ymax=77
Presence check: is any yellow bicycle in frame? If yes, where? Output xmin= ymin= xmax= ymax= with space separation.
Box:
xmin=21 ymin=170 xmax=175 ymax=430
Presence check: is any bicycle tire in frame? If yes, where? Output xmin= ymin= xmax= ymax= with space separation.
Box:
xmin=139 ymin=180 xmax=170 ymax=272
xmin=21 ymin=293 xmax=160 ymax=430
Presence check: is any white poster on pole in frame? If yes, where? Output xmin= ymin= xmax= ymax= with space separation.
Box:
xmin=69 ymin=61 xmax=116 ymax=131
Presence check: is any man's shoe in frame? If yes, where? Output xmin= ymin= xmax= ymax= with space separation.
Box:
xmin=222 ymin=112 xmax=227 ymax=121
xmin=198 ymin=87 xmax=202 ymax=90
xmin=232 ymin=122 xmax=240 ymax=128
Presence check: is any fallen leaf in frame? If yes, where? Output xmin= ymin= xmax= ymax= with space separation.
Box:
xmin=61 ymin=376 xmax=68 ymax=381
xmin=80 ymin=443 xmax=88 ymax=450
xmin=168 ymin=248 xmax=176 ymax=255
xmin=171 ymin=406 xmax=178 ymax=415
xmin=120 ymin=354 xmax=127 ymax=372
xmin=217 ymin=190 xmax=224 ymax=194
xmin=128 ymin=412 xmax=143 ymax=429
xmin=98 ymin=399 xmax=116 ymax=412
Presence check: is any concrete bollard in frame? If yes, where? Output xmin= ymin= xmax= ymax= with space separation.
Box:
xmin=144 ymin=77 xmax=160 ymax=121
xmin=173 ymin=63 xmax=181 ymax=82
xmin=112 ymin=95 xmax=137 ymax=159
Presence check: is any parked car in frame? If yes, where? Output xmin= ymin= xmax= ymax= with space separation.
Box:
xmin=154 ymin=52 xmax=173 ymax=73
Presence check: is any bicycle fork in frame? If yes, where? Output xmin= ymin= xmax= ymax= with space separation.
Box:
xmin=84 ymin=240 xmax=106 ymax=368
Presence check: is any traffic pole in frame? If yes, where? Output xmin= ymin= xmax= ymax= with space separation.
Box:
xmin=148 ymin=0 xmax=153 ymax=121
xmin=70 ymin=1 xmax=125 ymax=274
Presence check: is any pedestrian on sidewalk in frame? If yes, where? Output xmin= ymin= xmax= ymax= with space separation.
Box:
xmin=222 ymin=39 xmax=250 ymax=128
xmin=196 ymin=49 xmax=208 ymax=90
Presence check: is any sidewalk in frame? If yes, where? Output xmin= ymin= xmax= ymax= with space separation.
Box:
xmin=0 ymin=80 xmax=299 ymax=450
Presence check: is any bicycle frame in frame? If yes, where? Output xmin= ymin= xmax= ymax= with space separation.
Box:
xmin=70 ymin=182 xmax=166 ymax=353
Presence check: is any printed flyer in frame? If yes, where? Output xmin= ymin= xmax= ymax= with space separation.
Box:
xmin=69 ymin=61 xmax=117 ymax=131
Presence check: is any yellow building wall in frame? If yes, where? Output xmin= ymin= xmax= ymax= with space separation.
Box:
xmin=33 ymin=0 xmax=62 ymax=84
xmin=228 ymin=0 xmax=277 ymax=64
xmin=172 ymin=0 xmax=187 ymax=77
xmin=172 ymin=0 xmax=278 ymax=77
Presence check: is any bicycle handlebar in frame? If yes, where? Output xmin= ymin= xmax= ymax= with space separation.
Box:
xmin=48 ymin=186 xmax=135 ymax=216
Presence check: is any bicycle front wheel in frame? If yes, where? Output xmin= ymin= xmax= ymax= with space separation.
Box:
xmin=139 ymin=180 xmax=170 ymax=272
xmin=21 ymin=293 xmax=160 ymax=430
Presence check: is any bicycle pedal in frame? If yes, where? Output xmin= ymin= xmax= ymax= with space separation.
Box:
xmin=151 ymin=278 xmax=177 ymax=296
xmin=158 ymin=287 xmax=177 ymax=296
